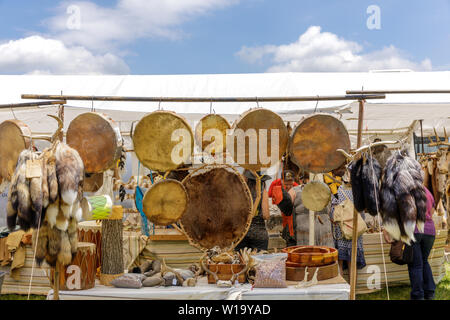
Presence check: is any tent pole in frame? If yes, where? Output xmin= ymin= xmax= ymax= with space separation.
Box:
xmin=349 ymin=99 xmax=365 ymax=300
xmin=21 ymin=94 xmax=385 ymax=103
xmin=419 ymin=120 xmax=424 ymax=154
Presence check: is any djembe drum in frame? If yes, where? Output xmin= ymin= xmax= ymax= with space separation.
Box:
xmin=77 ymin=222 xmax=102 ymax=275
xmin=289 ymin=114 xmax=351 ymax=174
xmin=0 ymin=120 xmax=32 ymax=181
xmin=52 ymin=242 xmax=96 ymax=290
xmin=66 ymin=112 xmax=123 ymax=174
xmin=180 ymin=165 xmax=254 ymax=251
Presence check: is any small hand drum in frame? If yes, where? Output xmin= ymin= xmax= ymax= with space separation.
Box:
xmin=142 ymin=179 xmax=188 ymax=226
xmin=301 ymin=181 xmax=331 ymax=212
xmin=195 ymin=114 xmax=230 ymax=156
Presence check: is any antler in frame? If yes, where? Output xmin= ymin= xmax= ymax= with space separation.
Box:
xmin=200 ymin=256 xmax=219 ymax=284
xmin=21 ymin=114 xmax=64 ymax=143
xmin=230 ymin=263 xmax=249 ymax=285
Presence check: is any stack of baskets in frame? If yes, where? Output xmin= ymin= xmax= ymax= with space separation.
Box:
xmin=282 ymin=245 xmax=339 ymax=281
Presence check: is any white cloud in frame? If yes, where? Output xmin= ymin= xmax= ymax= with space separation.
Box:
xmin=45 ymin=0 xmax=240 ymax=51
xmin=0 ymin=36 xmax=129 ymax=74
xmin=237 ymin=26 xmax=432 ymax=72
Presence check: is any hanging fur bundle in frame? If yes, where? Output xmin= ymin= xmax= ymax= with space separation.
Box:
xmin=349 ymin=154 xmax=382 ymax=216
xmin=380 ymin=150 xmax=427 ymax=245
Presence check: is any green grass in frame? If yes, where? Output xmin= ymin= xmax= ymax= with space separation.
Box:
xmin=357 ymin=262 xmax=450 ymax=300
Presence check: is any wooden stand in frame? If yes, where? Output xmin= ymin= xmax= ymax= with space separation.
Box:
xmin=100 ymin=218 xmax=124 ymax=286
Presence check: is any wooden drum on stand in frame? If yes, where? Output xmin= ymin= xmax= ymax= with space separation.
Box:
xmin=231 ymin=108 xmax=288 ymax=171
xmin=180 ymin=165 xmax=254 ymax=251
xmin=132 ymin=111 xmax=194 ymax=172
xmin=77 ymin=221 xmax=102 ymax=275
xmin=0 ymin=120 xmax=32 ymax=181
xmin=52 ymin=242 xmax=96 ymax=290
xmin=289 ymin=114 xmax=350 ymax=174
xmin=66 ymin=112 xmax=123 ymax=174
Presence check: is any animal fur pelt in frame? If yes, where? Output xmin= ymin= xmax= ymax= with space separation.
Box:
xmin=349 ymin=155 xmax=382 ymax=215
xmin=55 ymin=142 xmax=84 ymax=218
xmin=361 ymin=155 xmax=382 ymax=216
xmin=380 ymin=150 xmax=427 ymax=245
xmin=349 ymin=158 xmax=365 ymax=213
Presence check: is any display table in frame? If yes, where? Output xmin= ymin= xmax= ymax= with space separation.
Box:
xmin=46 ymin=275 xmax=350 ymax=300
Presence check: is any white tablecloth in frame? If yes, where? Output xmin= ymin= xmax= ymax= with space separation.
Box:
xmin=47 ymin=277 xmax=350 ymax=300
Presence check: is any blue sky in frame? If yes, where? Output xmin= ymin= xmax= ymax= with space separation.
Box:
xmin=0 ymin=0 xmax=448 ymax=74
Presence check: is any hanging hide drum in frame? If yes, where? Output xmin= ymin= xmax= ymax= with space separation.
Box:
xmin=133 ymin=111 xmax=194 ymax=172
xmin=66 ymin=112 xmax=122 ymax=173
xmin=52 ymin=242 xmax=97 ymax=290
xmin=301 ymin=181 xmax=332 ymax=212
xmin=231 ymin=108 xmax=288 ymax=171
xmin=0 ymin=120 xmax=32 ymax=181
xmin=195 ymin=114 xmax=230 ymax=155
xmin=180 ymin=165 xmax=253 ymax=251
xmin=289 ymin=114 xmax=350 ymax=174
xmin=142 ymin=179 xmax=188 ymax=226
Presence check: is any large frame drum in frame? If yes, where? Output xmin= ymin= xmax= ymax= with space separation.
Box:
xmin=289 ymin=114 xmax=351 ymax=174
xmin=180 ymin=165 xmax=254 ymax=251
xmin=132 ymin=111 xmax=194 ymax=172
xmin=66 ymin=112 xmax=122 ymax=173
xmin=0 ymin=120 xmax=32 ymax=181
xmin=231 ymin=108 xmax=288 ymax=171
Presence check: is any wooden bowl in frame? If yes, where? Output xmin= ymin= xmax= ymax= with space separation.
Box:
xmin=283 ymin=245 xmax=338 ymax=267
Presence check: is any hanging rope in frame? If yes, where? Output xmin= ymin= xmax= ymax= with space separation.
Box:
xmin=367 ymin=147 xmax=390 ymax=300
xmin=10 ymin=106 xmax=17 ymax=120
xmin=314 ymin=95 xmax=319 ymax=113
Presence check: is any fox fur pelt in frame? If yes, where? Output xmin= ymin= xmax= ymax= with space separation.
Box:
xmin=349 ymin=155 xmax=382 ymax=216
xmin=380 ymin=150 xmax=427 ymax=245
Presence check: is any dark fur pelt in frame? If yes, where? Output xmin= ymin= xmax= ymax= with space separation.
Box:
xmin=350 ymin=155 xmax=382 ymax=216
xmin=361 ymin=155 xmax=382 ymax=216
xmin=380 ymin=150 xmax=427 ymax=244
xmin=349 ymin=158 xmax=365 ymax=212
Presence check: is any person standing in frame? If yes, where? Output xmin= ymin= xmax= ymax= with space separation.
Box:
xmin=383 ymin=186 xmax=437 ymax=300
xmin=329 ymin=165 xmax=366 ymax=275
xmin=235 ymin=170 xmax=271 ymax=252
xmin=268 ymin=170 xmax=297 ymax=247
xmin=288 ymin=183 xmax=334 ymax=247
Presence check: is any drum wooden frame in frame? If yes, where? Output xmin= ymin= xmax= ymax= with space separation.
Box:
xmin=66 ymin=112 xmax=122 ymax=173
xmin=132 ymin=111 xmax=194 ymax=172
xmin=286 ymin=261 xmax=339 ymax=282
xmin=0 ymin=120 xmax=32 ymax=181
xmin=179 ymin=164 xmax=254 ymax=252
xmin=289 ymin=113 xmax=350 ymax=174
xmin=231 ymin=108 xmax=288 ymax=171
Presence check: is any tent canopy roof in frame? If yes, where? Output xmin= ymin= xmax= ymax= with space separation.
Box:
xmin=0 ymin=71 xmax=448 ymax=139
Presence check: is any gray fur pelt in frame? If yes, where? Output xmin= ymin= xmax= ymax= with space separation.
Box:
xmin=380 ymin=150 xmax=427 ymax=245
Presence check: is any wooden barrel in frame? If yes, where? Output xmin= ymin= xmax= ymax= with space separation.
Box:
xmin=180 ymin=165 xmax=253 ymax=251
xmin=289 ymin=114 xmax=350 ymax=173
xmin=0 ymin=120 xmax=32 ymax=181
xmin=66 ymin=112 xmax=122 ymax=173
xmin=132 ymin=111 xmax=194 ymax=172
xmin=142 ymin=179 xmax=188 ymax=226
xmin=286 ymin=261 xmax=339 ymax=281
xmin=231 ymin=108 xmax=288 ymax=171
xmin=77 ymin=221 xmax=102 ymax=275
xmin=52 ymin=242 xmax=96 ymax=290
xmin=301 ymin=181 xmax=331 ymax=211
xmin=195 ymin=114 xmax=231 ymax=155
